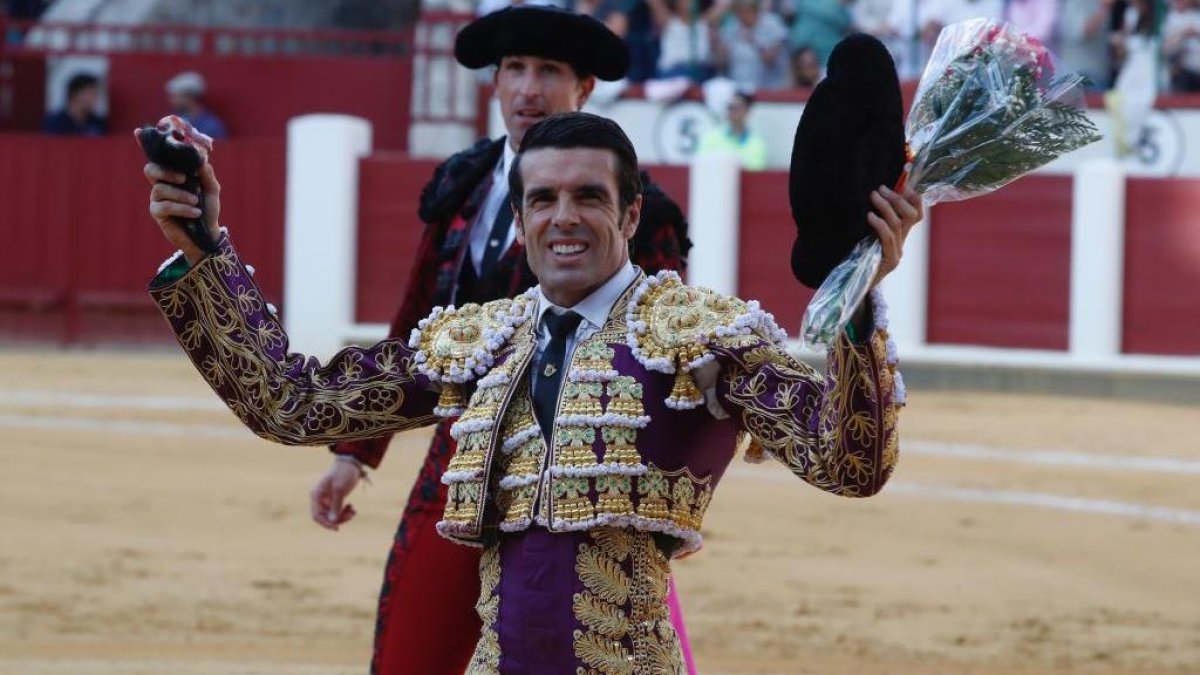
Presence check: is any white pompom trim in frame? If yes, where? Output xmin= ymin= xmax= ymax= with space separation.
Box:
xmin=663 ymin=396 xmax=704 ymax=411
xmin=500 ymin=424 xmax=543 ymax=454
xmin=410 ymin=290 xmax=537 ymax=384
xmin=434 ymin=521 xmax=486 ymax=546
xmin=440 ymin=468 xmax=484 ymax=485
xmin=449 ymin=416 xmax=495 ymax=440
xmin=548 ymin=463 xmax=648 ymax=478
xmin=497 ymin=473 xmax=541 ymax=490
xmin=868 ymin=287 xmax=906 ymax=406
xmin=568 ymin=368 xmax=620 ymax=383
xmin=536 ymin=512 xmax=703 ymax=557
xmin=556 ymin=413 xmax=651 ymax=429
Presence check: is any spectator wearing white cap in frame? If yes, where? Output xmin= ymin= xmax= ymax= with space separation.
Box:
xmin=166 ymin=71 xmax=228 ymax=140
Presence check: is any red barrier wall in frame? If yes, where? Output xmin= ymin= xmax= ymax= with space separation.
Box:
xmin=0 ymin=134 xmax=285 ymax=345
xmin=1123 ymin=178 xmax=1200 ymax=355
xmin=354 ymin=152 xmax=439 ymax=324
xmin=105 ymin=54 xmax=413 ymax=150
xmin=927 ymin=175 xmax=1073 ymax=350
xmin=736 ymin=170 xmax=813 ymax=336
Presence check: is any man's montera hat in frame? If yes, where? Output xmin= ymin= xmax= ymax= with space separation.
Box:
xmin=455 ymin=6 xmax=630 ymax=82
xmin=789 ymin=34 xmax=907 ymax=289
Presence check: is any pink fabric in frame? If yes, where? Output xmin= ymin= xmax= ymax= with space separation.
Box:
xmin=668 ymin=576 xmax=698 ymax=674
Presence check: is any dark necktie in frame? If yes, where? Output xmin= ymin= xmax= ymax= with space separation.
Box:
xmin=479 ymin=198 xmax=514 ymax=277
xmin=533 ymin=310 xmax=583 ymax=443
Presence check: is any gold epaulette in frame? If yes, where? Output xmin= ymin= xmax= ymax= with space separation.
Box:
xmin=625 ymin=272 xmax=788 ymax=410
xmin=409 ymin=290 xmax=536 ymax=415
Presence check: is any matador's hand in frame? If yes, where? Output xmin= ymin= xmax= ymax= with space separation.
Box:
xmin=143 ymin=160 xmax=222 ymax=265
xmin=867 ymin=185 xmax=923 ymax=287
xmin=310 ymin=458 xmax=363 ymax=531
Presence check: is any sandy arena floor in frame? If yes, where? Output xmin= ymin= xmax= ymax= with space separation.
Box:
xmin=0 ymin=349 xmax=1198 ymax=675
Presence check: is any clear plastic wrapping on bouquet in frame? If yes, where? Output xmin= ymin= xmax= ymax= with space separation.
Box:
xmin=800 ymin=18 xmax=1101 ymax=348
xmin=801 ymin=238 xmax=882 ymax=347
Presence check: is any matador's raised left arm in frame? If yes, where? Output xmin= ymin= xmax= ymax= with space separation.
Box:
xmin=711 ymin=289 xmax=904 ymax=497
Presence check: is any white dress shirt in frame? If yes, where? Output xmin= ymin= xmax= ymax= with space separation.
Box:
xmin=532 ymin=262 xmax=729 ymax=419
xmin=468 ymin=141 xmax=518 ymax=273
xmin=533 ymin=261 xmax=639 ymax=373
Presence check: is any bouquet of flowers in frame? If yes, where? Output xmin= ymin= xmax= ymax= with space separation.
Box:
xmin=801 ymin=18 xmax=1102 ymax=347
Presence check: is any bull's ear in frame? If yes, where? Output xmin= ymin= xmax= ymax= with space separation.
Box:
xmin=789 ymin=34 xmax=905 ymax=289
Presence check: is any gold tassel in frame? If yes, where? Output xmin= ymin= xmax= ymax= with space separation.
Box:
xmin=437 ymin=384 xmax=465 ymax=412
xmin=667 ymin=369 xmax=704 ymax=408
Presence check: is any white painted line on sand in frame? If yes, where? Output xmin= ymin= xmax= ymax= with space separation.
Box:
xmin=0 ymin=390 xmax=225 ymax=412
xmin=9 ymin=390 xmax=1200 ymax=476
xmin=905 ymin=440 xmax=1200 ymax=475
xmin=732 ymin=465 xmax=1200 ymax=528
xmin=0 ymin=414 xmax=252 ymax=440
xmin=4 ymin=410 xmax=1200 ymax=528
xmin=884 ymin=482 xmax=1200 ymax=526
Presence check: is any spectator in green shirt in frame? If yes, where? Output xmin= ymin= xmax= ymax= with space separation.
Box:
xmin=789 ymin=0 xmax=853 ymax=64
xmin=698 ymin=90 xmax=768 ymax=170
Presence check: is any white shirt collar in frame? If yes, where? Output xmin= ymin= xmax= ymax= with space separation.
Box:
xmin=536 ymin=261 xmax=639 ymax=333
xmin=499 ymin=139 xmax=516 ymax=184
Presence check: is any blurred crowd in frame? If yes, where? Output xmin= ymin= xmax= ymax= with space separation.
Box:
xmin=483 ymin=0 xmax=1200 ymax=94
xmin=39 ymin=69 xmax=227 ymax=139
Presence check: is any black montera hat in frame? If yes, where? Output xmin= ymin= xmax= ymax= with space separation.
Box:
xmin=789 ymin=34 xmax=907 ymax=289
xmin=455 ymin=6 xmax=630 ymax=82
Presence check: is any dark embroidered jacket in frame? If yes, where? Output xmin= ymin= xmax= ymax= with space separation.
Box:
xmin=150 ymin=234 xmax=903 ymax=558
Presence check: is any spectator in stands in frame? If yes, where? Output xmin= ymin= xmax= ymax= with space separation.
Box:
xmin=919 ymin=0 xmax=1003 ymax=57
xmin=698 ymin=89 xmax=768 ymax=169
xmin=877 ymin=0 xmax=926 ymax=78
xmin=650 ymin=0 xmax=718 ymax=82
xmin=1164 ymin=0 xmax=1200 ymax=91
xmin=765 ymin=0 xmax=799 ymax=25
xmin=476 ymin=0 xmax=566 ymax=15
xmin=788 ymin=0 xmax=853 ymax=65
xmin=715 ymin=0 xmax=790 ymax=89
xmin=577 ymin=0 xmax=631 ymax=37
xmin=41 ymin=73 xmax=107 ymax=137
xmin=853 ymin=0 xmax=895 ymax=38
xmin=1005 ymin=0 xmax=1059 ymax=44
xmin=1059 ymin=0 xmax=1114 ymax=89
xmin=4 ymin=0 xmax=50 ymax=20
xmin=791 ymin=44 xmax=823 ymax=86
xmin=625 ymin=1 xmax=665 ymax=82
xmin=165 ymin=72 xmax=228 ymax=140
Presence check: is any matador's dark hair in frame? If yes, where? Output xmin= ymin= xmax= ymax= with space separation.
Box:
xmin=508 ymin=111 xmax=642 ymax=215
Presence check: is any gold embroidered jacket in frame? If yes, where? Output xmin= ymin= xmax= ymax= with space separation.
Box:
xmin=150 ymin=234 xmax=904 ymax=555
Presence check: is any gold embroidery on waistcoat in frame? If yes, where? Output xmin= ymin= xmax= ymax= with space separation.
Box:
xmin=553 ymin=474 xmax=595 ymax=523
xmin=595 ymin=474 xmax=634 ymax=517
xmin=635 ymin=467 xmax=670 ymax=521
xmin=573 ymin=341 xmax=618 ymax=375
xmin=466 ymin=545 xmax=501 ymax=673
xmin=573 ymin=528 xmax=682 ymax=674
xmin=559 ymin=381 xmax=605 ymax=468
xmin=600 ymin=376 xmax=645 ymax=466
xmin=444 ymin=481 xmax=482 ymax=524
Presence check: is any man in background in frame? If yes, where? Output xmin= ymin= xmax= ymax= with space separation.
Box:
xmin=698 ymin=89 xmax=768 ymax=169
xmin=717 ymin=0 xmax=791 ymax=89
xmin=165 ymin=71 xmax=228 ymax=140
xmin=792 ymin=45 xmax=823 ymax=87
xmin=42 ymin=73 xmax=107 ymax=136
